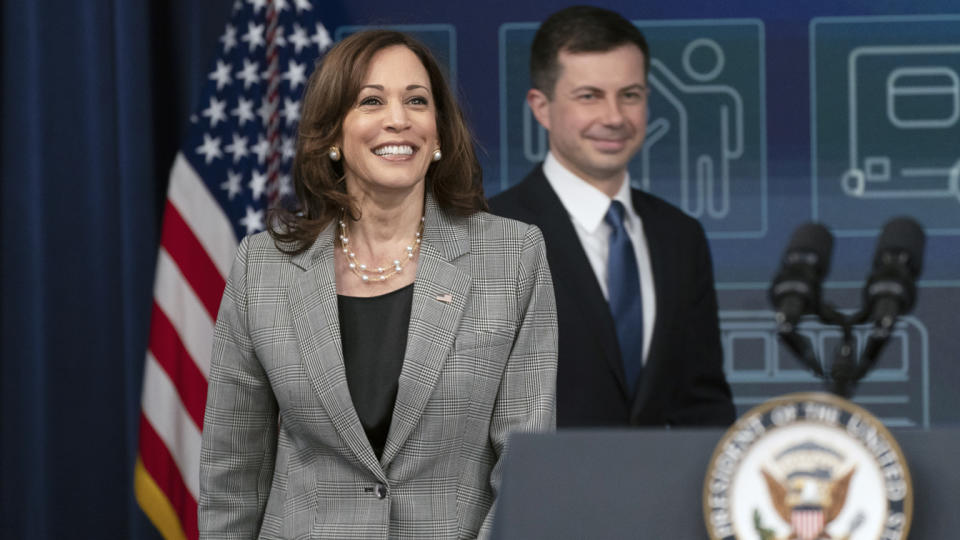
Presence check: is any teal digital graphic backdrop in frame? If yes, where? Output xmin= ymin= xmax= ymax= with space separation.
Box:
xmin=331 ymin=3 xmax=960 ymax=428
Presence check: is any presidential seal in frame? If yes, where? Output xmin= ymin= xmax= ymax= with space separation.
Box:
xmin=703 ymin=392 xmax=912 ymax=540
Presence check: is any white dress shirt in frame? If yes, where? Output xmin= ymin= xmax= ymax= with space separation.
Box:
xmin=542 ymin=152 xmax=656 ymax=364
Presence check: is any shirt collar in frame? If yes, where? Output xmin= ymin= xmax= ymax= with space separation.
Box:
xmin=611 ymin=167 xmax=639 ymax=227
xmin=542 ymin=151 xmax=636 ymax=233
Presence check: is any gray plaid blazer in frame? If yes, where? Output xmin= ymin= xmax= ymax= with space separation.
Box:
xmin=199 ymin=194 xmax=557 ymax=539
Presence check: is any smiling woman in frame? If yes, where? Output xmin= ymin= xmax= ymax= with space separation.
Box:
xmin=271 ymin=30 xmax=485 ymax=257
xmin=198 ymin=30 xmax=558 ymax=540
xmin=340 ymin=46 xmax=438 ymax=207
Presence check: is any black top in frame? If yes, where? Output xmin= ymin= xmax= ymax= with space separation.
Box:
xmin=337 ymin=283 xmax=414 ymax=459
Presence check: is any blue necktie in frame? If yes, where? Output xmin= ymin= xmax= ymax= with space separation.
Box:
xmin=605 ymin=200 xmax=644 ymax=395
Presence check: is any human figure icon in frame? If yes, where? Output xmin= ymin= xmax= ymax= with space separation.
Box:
xmin=642 ymin=37 xmax=744 ymax=220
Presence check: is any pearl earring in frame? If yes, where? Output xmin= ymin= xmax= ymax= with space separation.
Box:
xmin=432 ymin=148 xmax=442 ymax=162
xmin=328 ymin=146 xmax=341 ymax=161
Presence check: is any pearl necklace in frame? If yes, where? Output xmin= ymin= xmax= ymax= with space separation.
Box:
xmin=338 ymin=212 xmax=424 ymax=283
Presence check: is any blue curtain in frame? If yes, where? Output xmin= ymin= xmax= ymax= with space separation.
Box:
xmin=1 ymin=1 xmax=230 ymax=537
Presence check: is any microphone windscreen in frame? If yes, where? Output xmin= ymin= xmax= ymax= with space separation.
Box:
xmin=874 ymin=217 xmax=925 ymax=278
xmin=783 ymin=222 xmax=834 ymax=280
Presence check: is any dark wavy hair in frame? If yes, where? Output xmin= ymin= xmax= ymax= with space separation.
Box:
xmin=270 ymin=30 xmax=486 ymax=254
xmin=530 ymin=6 xmax=650 ymax=99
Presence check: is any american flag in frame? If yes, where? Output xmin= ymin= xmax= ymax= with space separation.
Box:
xmin=133 ymin=1 xmax=330 ymax=538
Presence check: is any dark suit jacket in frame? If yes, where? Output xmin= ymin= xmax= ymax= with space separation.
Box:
xmin=489 ymin=165 xmax=735 ymax=427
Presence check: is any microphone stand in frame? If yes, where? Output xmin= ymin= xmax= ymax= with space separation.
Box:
xmin=775 ymin=302 xmax=896 ymax=399
xmin=774 ymin=323 xmax=824 ymax=378
xmin=853 ymin=316 xmax=897 ymax=382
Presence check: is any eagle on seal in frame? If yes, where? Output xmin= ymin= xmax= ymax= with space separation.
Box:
xmin=761 ymin=465 xmax=855 ymax=540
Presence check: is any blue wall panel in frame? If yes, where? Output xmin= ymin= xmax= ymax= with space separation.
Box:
xmin=333 ymin=2 xmax=960 ymax=427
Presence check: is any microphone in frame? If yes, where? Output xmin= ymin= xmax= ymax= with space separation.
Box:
xmin=769 ymin=223 xmax=834 ymax=332
xmin=846 ymin=217 xmax=926 ymax=388
xmin=863 ymin=217 xmax=925 ymax=329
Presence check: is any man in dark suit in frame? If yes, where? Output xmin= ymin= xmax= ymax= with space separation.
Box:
xmin=490 ymin=6 xmax=736 ymax=427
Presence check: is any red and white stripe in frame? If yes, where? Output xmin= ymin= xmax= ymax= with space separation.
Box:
xmin=791 ymin=508 xmax=826 ymax=540
xmin=134 ymin=154 xmax=237 ymax=540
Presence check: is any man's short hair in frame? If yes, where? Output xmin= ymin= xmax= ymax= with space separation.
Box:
xmin=530 ymin=6 xmax=650 ymax=99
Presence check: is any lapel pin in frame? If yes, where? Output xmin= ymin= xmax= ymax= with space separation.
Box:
xmin=435 ymin=293 xmax=453 ymax=304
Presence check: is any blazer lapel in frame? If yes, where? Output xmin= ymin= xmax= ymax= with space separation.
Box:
xmin=522 ymin=170 xmax=628 ymax=394
xmin=287 ymin=223 xmax=385 ymax=479
xmin=380 ymin=195 xmax=471 ymax=466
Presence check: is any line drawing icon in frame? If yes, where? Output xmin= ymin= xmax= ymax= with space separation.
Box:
xmin=643 ymin=38 xmax=745 ymax=219
xmin=811 ymin=16 xmax=960 ymax=235
xmin=841 ymin=45 xmax=960 ymax=202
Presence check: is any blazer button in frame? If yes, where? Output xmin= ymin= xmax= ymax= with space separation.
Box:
xmin=375 ymin=483 xmax=387 ymax=499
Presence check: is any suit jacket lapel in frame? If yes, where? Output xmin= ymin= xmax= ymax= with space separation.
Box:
xmin=522 ymin=170 xmax=628 ymax=394
xmin=287 ymin=222 xmax=385 ymax=479
xmin=381 ymin=195 xmax=471 ymax=465
xmin=630 ymin=190 xmax=668 ymax=418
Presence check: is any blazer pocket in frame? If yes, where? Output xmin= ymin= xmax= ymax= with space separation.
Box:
xmin=450 ymin=331 xmax=513 ymax=404
xmin=453 ymin=330 xmax=513 ymax=354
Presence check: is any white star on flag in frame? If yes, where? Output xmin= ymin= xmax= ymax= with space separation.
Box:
xmin=225 ymin=133 xmax=249 ymax=162
xmin=249 ymin=169 xmax=268 ymax=200
xmin=281 ymin=135 xmax=295 ymax=161
xmin=282 ymin=59 xmax=307 ymax=90
xmin=246 ymin=0 xmax=267 ymax=14
xmin=196 ymin=133 xmax=223 ymax=164
xmin=274 ymin=26 xmax=288 ymax=48
xmin=209 ymin=60 xmax=233 ymax=90
xmin=236 ymin=58 xmax=260 ymax=89
xmin=221 ymin=23 xmax=237 ymax=52
xmin=311 ymin=22 xmax=332 ymax=52
xmin=241 ymin=21 xmax=265 ymax=51
xmin=252 ymin=135 xmax=271 ymax=164
xmin=278 ymin=173 xmax=293 ymax=197
xmin=257 ymin=97 xmax=276 ymax=126
xmin=239 ymin=205 xmax=265 ymax=234
xmin=282 ymin=98 xmax=301 ymax=126
xmin=289 ymin=24 xmax=311 ymax=53
xmin=202 ymin=96 xmax=228 ymax=127
xmin=221 ymin=169 xmax=244 ymax=199
xmin=231 ymin=97 xmax=255 ymax=126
